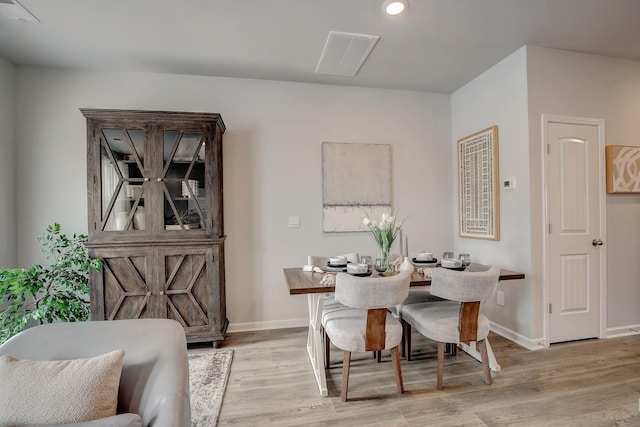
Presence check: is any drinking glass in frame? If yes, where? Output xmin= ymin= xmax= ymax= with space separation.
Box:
xmin=459 ymin=253 xmax=471 ymax=266
xmin=374 ymin=258 xmax=387 ymax=274
xmin=442 ymin=251 xmax=454 ymax=259
xmin=389 ymin=253 xmax=401 ymax=270
xmin=360 ymin=255 xmax=373 ymax=268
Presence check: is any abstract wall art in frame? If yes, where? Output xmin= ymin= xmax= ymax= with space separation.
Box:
xmin=457 ymin=126 xmax=500 ymax=240
xmin=605 ymin=145 xmax=640 ymax=193
xmin=322 ymin=142 xmax=392 ymax=232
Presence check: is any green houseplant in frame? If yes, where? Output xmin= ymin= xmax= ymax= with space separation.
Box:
xmin=0 ymin=223 xmax=102 ymax=344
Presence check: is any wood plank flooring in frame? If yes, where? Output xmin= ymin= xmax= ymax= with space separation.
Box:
xmin=204 ymin=327 xmax=640 ymax=426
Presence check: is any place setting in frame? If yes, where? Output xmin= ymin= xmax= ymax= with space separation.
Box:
xmin=326 ymin=255 xmax=374 ymax=276
xmin=322 ymin=256 xmax=350 ymax=272
xmin=439 ymin=252 xmax=472 ymax=271
xmin=411 ymin=251 xmax=438 ymax=265
xmin=411 ymin=251 xmax=472 ymax=271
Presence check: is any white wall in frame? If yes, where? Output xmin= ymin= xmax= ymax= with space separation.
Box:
xmin=527 ymin=46 xmax=640 ymax=334
xmin=14 ymin=67 xmax=453 ymax=330
xmin=452 ymin=46 xmax=640 ymax=344
xmin=451 ymin=47 xmax=534 ymax=342
xmin=0 ymin=56 xmax=16 ymax=267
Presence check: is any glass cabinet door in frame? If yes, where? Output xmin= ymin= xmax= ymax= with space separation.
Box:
xmin=99 ymin=127 xmax=148 ymax=232
xmin=160 ymin=129 xmax=207 ymax=231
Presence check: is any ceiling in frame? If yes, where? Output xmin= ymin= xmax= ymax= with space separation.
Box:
xmin=1 ymin=0 xmax=639 ymax=93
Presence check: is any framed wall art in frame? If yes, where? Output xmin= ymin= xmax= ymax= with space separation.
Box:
xmin=457 ymin=126 xmax=500 ymax=240
xmin=605 ymin=145 xmax=640 ymax=193
xmin=322 ymin=142 xmax=392 ymax=232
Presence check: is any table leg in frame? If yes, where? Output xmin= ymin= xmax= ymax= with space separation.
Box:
xmin=457 ymin=337 xmax=501 ymax=372
xmin=306 ymin=293 xmax=328 ymax=396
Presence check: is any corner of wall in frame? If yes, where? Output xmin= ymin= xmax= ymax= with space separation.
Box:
xmin=451 ymin=45 xmax=534 ymax=339
xmin=0 ymin=56 xmax=17 ymax=266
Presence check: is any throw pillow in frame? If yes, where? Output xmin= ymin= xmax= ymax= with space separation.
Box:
xmin=0 ymin=350 xmax=125 ymax=426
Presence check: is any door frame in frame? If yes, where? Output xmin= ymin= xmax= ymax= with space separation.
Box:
xmin=541 ymin=114 xmax=607 ymax=345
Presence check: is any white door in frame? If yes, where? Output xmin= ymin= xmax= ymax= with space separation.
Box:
xmin=544 ymin=117 xmax=605 ymax=343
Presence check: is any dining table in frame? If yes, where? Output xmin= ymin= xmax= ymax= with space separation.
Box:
xmin=284 ymin=263 xmax=525 ymax=396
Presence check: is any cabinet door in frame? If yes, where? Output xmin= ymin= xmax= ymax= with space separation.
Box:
xmin=91 ymin=122 xmax=152 ymax=235
xmin=85 ymin=110 xmax=225 ymax=240
xmin=89 ymin=247 xmax=157 ymax=320
xmin=158 ymin=245 xmax=222 ymax=340
xmin=156 ymin=124 xmax=211 ymax=236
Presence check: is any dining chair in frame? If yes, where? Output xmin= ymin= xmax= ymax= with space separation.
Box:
xmin=308 ymin=254 xmax=361 ymax=370
xmin=388 ymin=288 xmax=444 ymax=358
xmin=401 ymin=266 xmax=500 ymax=390
xmin=321 ymin=270 xmax=411 ymax=401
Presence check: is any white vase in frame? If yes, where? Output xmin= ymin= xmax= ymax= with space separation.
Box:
xmin=114 ymin=211 xmax=128 ymax=231
xmin=134 ymin=207 xmax=145 ymax=230
xmin=399 ymin=256 xmax=414 ymax=273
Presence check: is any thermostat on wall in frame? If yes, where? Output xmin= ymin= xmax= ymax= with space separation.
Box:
xmin=503 ymin=177 xmax=516 ymax=190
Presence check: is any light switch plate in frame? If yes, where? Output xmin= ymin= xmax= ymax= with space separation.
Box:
xmin=288 ymin=216 xmax=301 ymax=228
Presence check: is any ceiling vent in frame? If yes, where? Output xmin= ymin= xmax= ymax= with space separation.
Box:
xmin=315 ymin=31 xmax=380 ymax=77
xmin=0 ymin=0 xmax=39 ymax=22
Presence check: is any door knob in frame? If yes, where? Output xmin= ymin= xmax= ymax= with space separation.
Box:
xmin=592 ymin=239 xmax=603 ymax=246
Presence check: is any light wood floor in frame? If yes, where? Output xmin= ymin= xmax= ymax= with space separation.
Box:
xmin=211 ymin=327 xmax=640 ymax=426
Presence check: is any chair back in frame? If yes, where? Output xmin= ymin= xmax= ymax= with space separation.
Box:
xmin=308 ymin=253 xmax=359 ymax=267
xmin=334 ymin=271 xmax=410 ymax=352
xmin=430 ymin=266 xmax=500 ymax=343
xmin=308 ymin=255 xmax=329 ymax=266
xmin=341 ymin=252 xmax=360 ymax=263
xmin=335 ymin=271 xmax=411 ymax=310
xmin=430 ymin=266 xmax=500 ymax=303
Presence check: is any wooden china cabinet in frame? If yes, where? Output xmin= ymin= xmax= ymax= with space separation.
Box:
xmin=82 ymin=109 xmax=227 ymax=346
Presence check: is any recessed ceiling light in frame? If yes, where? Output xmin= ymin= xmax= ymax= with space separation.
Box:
xmin=383 ymin=0 xmax=408 ymax=16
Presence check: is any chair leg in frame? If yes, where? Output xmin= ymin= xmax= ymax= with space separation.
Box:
xmin=323 ymin=327 xmax=331 ymax=369
xmin=377 ymin=350 xmax=382 ymax=363
xmin=401 ymin=322 xmax=406 ymax=358
xmin=478 ymin=339 xmax=492 ymax=385
xmin=406 ymin=321 xmax=413 ymax=361
xmin=391 ymin=346 xmax=404 ymax=394
xmin=436 ymin=342 xmax=445 ymax=390
xmin=342 ymin=351 xmax=351 ymax=402
xmin=445 ymin=342 xmax=457 ymax=356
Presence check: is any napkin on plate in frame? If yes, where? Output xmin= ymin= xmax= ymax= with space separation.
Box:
xmin=302 ymin=264 xmax=325 ymax=273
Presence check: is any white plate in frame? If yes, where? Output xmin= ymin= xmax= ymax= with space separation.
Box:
xmin=321 ymin=265 xmax=347 ymax=272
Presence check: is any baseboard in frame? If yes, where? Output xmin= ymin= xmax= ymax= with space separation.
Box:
xmin=227 ymin=319 xmax=640 ymax=344
xmin=228 ymin=318 xmax=549 ymax=351
xmin=226 ymin=318 xmax=308 ymax=333
xmin=490 ymin=321 xmax=547 ymax=350
xmin=606 ymin=324 xmax=640 ymax=338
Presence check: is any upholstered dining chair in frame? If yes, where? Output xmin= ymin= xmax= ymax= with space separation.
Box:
xmin=308 ymin=254 xmax=359 ymax=370
xmin=388 ymin=288 xmax=444 ymax=358
xmin=321 ymin=271 xmax=411 ymax=401
xmin=401 ymin=266 xmax=500 ymax=390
